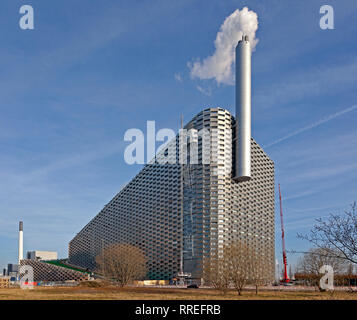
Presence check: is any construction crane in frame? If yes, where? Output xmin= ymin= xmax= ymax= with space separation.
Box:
xmin=278 ymin=184 xmax=290 ymax=283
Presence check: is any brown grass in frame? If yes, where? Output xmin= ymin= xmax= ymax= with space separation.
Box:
xmin=0 ymin=286 xmax=357 ymax=300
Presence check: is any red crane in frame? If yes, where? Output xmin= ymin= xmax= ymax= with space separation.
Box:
xmin=278 ymin=184 xmax=290 ymax=283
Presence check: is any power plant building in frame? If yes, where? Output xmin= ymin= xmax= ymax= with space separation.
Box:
xmin=68 ymin=36 xmax=275 ymax=282
xmin=69 ymin=108 xmax=275 ymax=281
xmin=26 ymin=251 xmax=58 ymax=261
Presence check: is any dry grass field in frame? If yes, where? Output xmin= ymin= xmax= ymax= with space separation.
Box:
xmin=1 ymin=286 xmax=357 ymax=300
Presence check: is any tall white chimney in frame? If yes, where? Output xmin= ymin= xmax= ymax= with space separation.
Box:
xmin=233 ymin=35 xmax=251 ymax=182
xmin=18 ymin=221 xmax=23 ymax=265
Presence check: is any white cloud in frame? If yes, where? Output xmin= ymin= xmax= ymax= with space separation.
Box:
xmin=188 ymin=7 xmax=259 ymax=85
xmin=196 ymin=85 xmax=212 ymax=96
xmin=174 ymin=73 xmax=183 ymax=82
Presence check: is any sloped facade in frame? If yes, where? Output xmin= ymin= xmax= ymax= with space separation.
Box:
xmin=20 ymin=260 xmax=89 ymax=282
xmin=69 ymin=108 xmax=275 ymax=281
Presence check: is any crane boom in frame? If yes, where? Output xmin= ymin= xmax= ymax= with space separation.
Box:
xmin=279 ymin=184 xmax=290 ymax=283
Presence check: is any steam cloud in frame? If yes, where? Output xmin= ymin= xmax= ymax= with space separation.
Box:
xmin=188 ymin=7 xmax=259 ymax=85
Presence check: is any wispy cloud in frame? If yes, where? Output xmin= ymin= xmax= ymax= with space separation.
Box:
xmin=264 ymin=104 xmax=357 ymax=148
xmin=196 ymin=85 xmax=212 ymax=96
xmin=0 ymin=140 xmax=126 ymax=196
xmin=290 ymin=162 xmax=357 ymax=184
xmin=279 ymin=189 xmax=319 ymax=202
xmin=255 ymin=60 xmax=357 ymax=109
xmin=284 ymin=215 xmax=328 ymax=231
xmin=174 ymin=73 xmax=183 ymax=82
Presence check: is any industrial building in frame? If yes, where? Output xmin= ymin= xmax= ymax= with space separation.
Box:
xmin=6 ymin=221 xmax=83 ymax=283
xmin=7 ymin=264 xmax=18 ymax=277
xmin=26 ymin=251 xmax=58 ymax=261
xmin=19 ymin=259 xmax=89 ymax=282
xmin=68 ymin=36 xmax=275 ymax=282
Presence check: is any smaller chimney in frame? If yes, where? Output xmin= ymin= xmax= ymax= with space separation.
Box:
xmin=18 ymin=221 xmax=23 ymax=265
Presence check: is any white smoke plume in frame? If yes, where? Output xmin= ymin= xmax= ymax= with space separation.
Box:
xmin=188 ymin=7 xmax=259 ymax=85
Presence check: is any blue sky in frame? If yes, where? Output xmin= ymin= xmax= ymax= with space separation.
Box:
xmin=0 ymin=0 xmax=356 ymax=271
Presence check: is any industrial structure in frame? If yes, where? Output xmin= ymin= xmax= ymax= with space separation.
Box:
xmin=7 ymin=264 xmax=18 ymax=278
xmin=68 ymin=35 xmax=275 ymax=282
xmin=234 ymin=35 xmax=252 ymax=182
xmin=5 ymin=221 xmax=83 ymax=283
xmin=19 ymin=259 xmax=89 ymax=282
xmin=26 ymin=251 xmax=58 ymax=261
xmin=18 ymin=221 xmax=23 ymax=265
xmin=278 ymin=184 xmax=290 ymax=283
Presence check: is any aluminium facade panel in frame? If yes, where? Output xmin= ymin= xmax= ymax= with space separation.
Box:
xmin=69 ymin=107 xmax=275 ymax=281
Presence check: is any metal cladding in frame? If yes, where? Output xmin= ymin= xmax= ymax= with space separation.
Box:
xmin=68 ymin=108 xmax=275 ymax=282
xmin=20 ymin=260 xmax=89 ymax=282
xmin=18 ymin=221 xmax=23 ymax=265
xmin=234 ymin=35 xmax=251 ymax=182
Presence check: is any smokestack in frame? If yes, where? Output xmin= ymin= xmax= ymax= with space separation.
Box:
xmin=233 ymin=35 xmax=251 ymax=182
xmin=18 ymin=221 xmax=23 ymax=265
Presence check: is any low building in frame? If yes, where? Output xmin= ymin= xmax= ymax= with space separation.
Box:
xmin=26 ymin=251 xmax=58 ymax=261
xmin=7 ymin=263 xmax=18 ymax=276
xmin=20 ymin=260 xmax=89 ymax=282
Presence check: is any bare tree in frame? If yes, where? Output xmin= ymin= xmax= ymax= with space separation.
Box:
xmin=204 ymin=254 xmax=230 ymax=294
xmin=296 ymin=247 xmax=348 ymax=290
xmin=225 ymin=242 xmax=255 ymax=296
xmin=346 ymin=263 xmax=355 ymax=275
xmin=96 ymin=243 xmax=146 ymax=287
xmin=250 ymin=251 xmax=269 ymax=295
xmin=297 ymin=248 xmax=347 ymax=274
xmin=204 ymin=242 xmax=268 ymax=296
xmin=298 ymin=202 xmax=357 ymax=264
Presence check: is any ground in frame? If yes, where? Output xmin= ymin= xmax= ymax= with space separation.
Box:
xmin=1 ymin=286 xmax=357 ymax=300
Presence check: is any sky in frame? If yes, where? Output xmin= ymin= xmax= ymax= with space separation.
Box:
xmin=0 ymin=0 xmax=357 ymax=272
